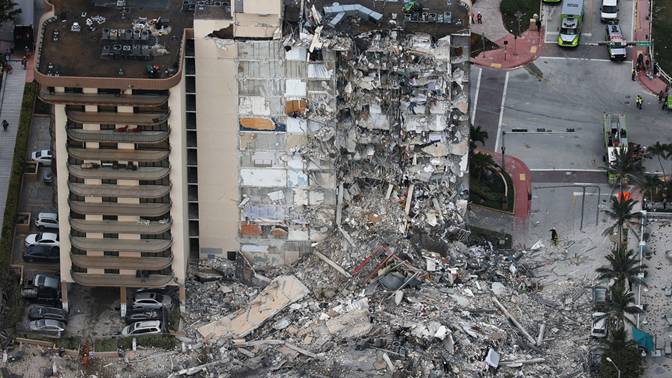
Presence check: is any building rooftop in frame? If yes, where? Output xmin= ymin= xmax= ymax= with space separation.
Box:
xmin=297 ymin=0 xmax=469 ymax=37
xmin=36 ymin=0 xmax=194 ymax=79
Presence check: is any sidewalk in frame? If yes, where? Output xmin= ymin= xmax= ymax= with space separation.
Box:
xmin=470 ymin=0 xmax=543 ymax=69
xmin=633 ymin=0 xmax=667 ymax=94
xmin=0 ymin=61 xmax=27 ymax=228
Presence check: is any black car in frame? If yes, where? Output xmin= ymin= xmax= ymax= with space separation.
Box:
xmin=125 ymin=308 xmax=164 ymax=324
xmin=23 ymin=245 xmax=59 ymax=263
xmin=28 ymin=305 xmax=68 ymax=323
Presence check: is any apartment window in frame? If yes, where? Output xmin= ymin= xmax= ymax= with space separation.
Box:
xmin=64 ymin=87 xmax=83 ymax=94
xmin=104 ymin=269 xmax=120 ymax=274
xmin=103 ymin=233 xmax=118 ymax=239
xmin=98 ymin=106 xmax=116 ymax=113
xmin=102 ymin=215 xmax=118 ymax=220
xmin=104 ymin=251 xmax=119 ymax=257
xmin=102 ymin=197 xmax=117 ymax=203
xmin=102 ymin=179 xmax=116 ymax=185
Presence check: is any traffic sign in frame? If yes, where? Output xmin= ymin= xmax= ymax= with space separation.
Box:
xmin=635 ymin=41 xmax=651 ymax=47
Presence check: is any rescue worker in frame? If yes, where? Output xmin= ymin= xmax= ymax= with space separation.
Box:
xmin=631 ymin=68 xmax=636 ymax=81
xmin=2 ymin=120 xmax=8 ymax=131
xmin=636 ymin=95 xmax=643 ymax=109
xmin=550 ymin=228 xmax=558 ymax=246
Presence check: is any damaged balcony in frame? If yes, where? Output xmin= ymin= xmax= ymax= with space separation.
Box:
xmin=39 ymin=90 xmax=169 ymax=107
xmin=68 ymin=148 xmax=169 ymax=162
xmin=67 ymin=129 xmax=170 ymax=144
xmin=70 ymin=254 xmax=173 ymax=270
xmin=66 ymin=110 xmax=170 ymax=126
xmin=71 ymin=272 xmax=174 ymax=288
xmin=68 ymin=165 xmax=170 ymax=180
xmin=70 ymin=237 xmax=172 ymax=253
xmin=69 ymin=200 xmax=171 ymax=217
xmin=68 ymin=183 xmax=171 ymax=199
xmin=69 ymin=218 xmax=171 ymax=234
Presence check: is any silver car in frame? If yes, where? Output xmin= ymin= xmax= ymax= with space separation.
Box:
xmin=132 ymin=292 xmax=173 ymax=310
xmin=28 ymin=319 xmax=65 ymax=338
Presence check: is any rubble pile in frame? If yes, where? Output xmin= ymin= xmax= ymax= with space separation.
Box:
xmin=173 ymin=243 xmax=594 ymax=377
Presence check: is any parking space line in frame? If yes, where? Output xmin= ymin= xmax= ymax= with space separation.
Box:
xmin=494 ymin=71 xmax=509 ymax=153
xmin=530 ymin=168 xmax=607 ymax=172
xmin=538 ymin=56 xmax=612 ymax=62
xmin=471 ymin=67 xmax=482 ymax=124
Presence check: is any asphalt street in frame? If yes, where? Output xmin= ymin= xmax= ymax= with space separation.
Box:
xmin=470 ymin=67 xmax=507 ymax=151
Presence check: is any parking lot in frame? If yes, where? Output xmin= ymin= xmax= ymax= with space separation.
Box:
xmin=542 ymin=0 xmax=635 ymax=46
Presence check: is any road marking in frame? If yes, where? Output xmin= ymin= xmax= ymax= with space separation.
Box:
xmin=530 ymin=168 xmax=607 ymax=172
xmin=471 ymin=67 xmax=482 ymax=124
xmin=494 ymin=71 xmax=509 ymax=153
xmin=530 ymin=46 xmax=538 ymax=54
xmin=572 ymin=192 xmax=611 ymax=196
xmin=538 ymin=56 xmax=612 ymax=62
xmin=490 ymin=63 xmax=502 ymax=69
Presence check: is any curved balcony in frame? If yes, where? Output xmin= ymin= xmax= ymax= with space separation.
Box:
xmin=71 ymin=254 xmax=173 ymax=270
xmin=69 ymin=200 xmax=171 ymax=217
xmin=67 ymin=129 xmax=169 ymax=144
xmin=66 ymin=110 xmax=170 ymax=126
xmin=69 ymin=165 xmax=170 ymax=180
xmin=68 ymin=148 xmax=169 ymax=162
xmin=70 ymin=218 xmax=172 ymax=234
xmin=69 ymin=183 xmax=171 ymax=199
xmin=71 ymin=272 xmax=175 ymax=288
xmin=39 ymin=90 xmax=169 ymax=107
xmin=71 ymin=237 xmax=172 ymax=253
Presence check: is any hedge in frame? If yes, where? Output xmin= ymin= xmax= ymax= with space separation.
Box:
xmin=1 ymin=82 xmax=37 ymax=328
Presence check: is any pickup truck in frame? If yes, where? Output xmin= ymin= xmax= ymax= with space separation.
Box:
xmin=22 ymin=274 xmax=60 ymax=305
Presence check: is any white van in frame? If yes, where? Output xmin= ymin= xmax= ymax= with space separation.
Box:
xmin=600 ymin=0 xmax=618 ymax=22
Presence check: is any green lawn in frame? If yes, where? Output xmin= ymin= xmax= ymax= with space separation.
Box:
xmin=500 ymin=0 xmax=540 ymax=36
xmin=653 ymin=1 xmax=672 ymax=74
xmin=470 ymin=165 xmax=515 ymax=213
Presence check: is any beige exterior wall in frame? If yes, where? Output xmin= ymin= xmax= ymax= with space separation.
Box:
xmin=194 ymin=20 xmax=240 ymax=257
xmin=240 ymin=0 xmax=282 ymax=15
xmin=54 ymin=102 xmax=73 ymax=283
xmin=169 ymin=76 xmax=189 ymax=286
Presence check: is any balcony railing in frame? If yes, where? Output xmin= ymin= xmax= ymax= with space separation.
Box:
xmin=68 ymin=165 xmax=170 ymax=180
xmin=66 ymin=110 xmax=170 ymax=126
xmin=39 ymin=90 xmax=169 ymax=107
xmin=69 ymin=218 xmax=171 ymax=234
xmin=68 ymin=148 xmax=169 ymax=162
xmin=70 ymin=254 xmax=173 ymax=270
xmin=67 ymin=129 xmax=169 ymax=144
xmin=70 ymin=237 xmax=171 ymax=253
xmin=69 ymin=200 xmax=171 ymax=217
xmin=71 ymin=272 xmax=175 ymax=288
xmin=69 ymin=183 xmax=171 ymax=199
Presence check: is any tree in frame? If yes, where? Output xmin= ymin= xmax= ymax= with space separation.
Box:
xmin=598 ymin=326 xmax=643 ymax=378
xmin=602 ymin=196 xmax=639 ymax=249
xmin=605 ymin=147 xmax=643 ymax=193
xmin=0 ymin=1 xmax=20 ymax=23
xmin=595 ymin=247 xmax=647 ymax=288
xmin=469 ymin=152 xmax=496 ymax=182
xmin=646 ymin=142 xmax=669 ymax=176
xmin=601 ymin=281 xmax=642 ymax=329
xmin=634 ymin=174 xmax=661 ymax=205
xmin=469 ymin=126 xmax=488 ymax=154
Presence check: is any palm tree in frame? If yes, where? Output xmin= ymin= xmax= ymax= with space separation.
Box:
xmin=469 ymin=126 xmax=489 ymax=153
xmin=469 ymin=152 xmax=496 ymax=182
xmin=0 ymin=1 xmax=20 ymax=22
xmin=604 ymin=281 xmax=643 ymax=329
xmin=605 ymin=147 xmax=643 ymax=193
xmin=602 ymin=196 xmax=639 ymax=249
xmin=646 ymin=142 xmax=668 ymax=175
xmin=635 ymin=174 xmax=661 ymax=206
xmin=599 ymin=325 xmax=643 ymax=378
xmin=595 ymin=247 xmax=647 ymax=288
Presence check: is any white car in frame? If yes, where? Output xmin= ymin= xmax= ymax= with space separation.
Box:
xmin=121 ymin=320 xmax=162 ymax=336
xmin=31 ymin=149 xmax=53 ymax=166
xmin=591 ymin=312 xmax=608 ymax=338
xmin=132 ymin=292 xmax=173 ymax=310
xmin=28 ymin=319 xmax=66 ymax=338
xmin=25 ymin=232 xmax=59 ymax=248
xmin=35 ymin=212 xmax=59 ymax=230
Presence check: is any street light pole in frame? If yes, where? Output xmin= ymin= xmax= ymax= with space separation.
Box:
xmin=606 ymin=357 xmax=621 ymax=378
xmin=501 ymin=130 xmax=506 ymax=168
xmin=514 ymin=11 xmax=524 ymax=56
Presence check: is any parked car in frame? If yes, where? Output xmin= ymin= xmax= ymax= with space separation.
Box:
xmin=22 ymin=274 xmax=60 ymax=305
xmin=31 ymin=149 xmax=53 ymax=166
xmin=121 ymin=320 xmax=162 ymax=336
xmin=23 ymin=245 xmax=59 ymax=263
xmin=28 ymin=305 xmax=68 ymax=323
xmin=42 ymin=167 xmax=54 ymax=184
xmin=34 ymin=212 xmax=59 ymax=230
xmin=125 ymin=308 xmax=163 ymax=324
xmin=24 ymin=232 xmax=59 ymax=248
xmin=591 ymin=286 xmax=609 ymax=308
xmin=588 ymin=347 xmax=604 ymax=375
xmin=591 ymin=312 xmax=608 ymax=338
xmin=28 ymin=319 xmax=65 ymax=338
xmin=132 ymin=292 xmax=173 ymax=310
